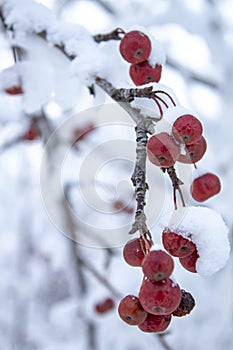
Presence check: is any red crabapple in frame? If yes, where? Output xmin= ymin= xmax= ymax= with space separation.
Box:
xmin=95 ymin=298 xmax=115 ymax=314
xmin=139 ymin=278 xmax=181 ymax=315
xmin=179 ymin=249 xmax=199 ymax=273
xmin=118 ymin=295 xmax=148 ymax=325
xmin=142 ymin=250 xmax=174 ymax=281
xmin=130 ymin=61 xmax=162 ymax=86
xmin=123 ymin=238 xmax=151 ymax=267
xmin=191 ymin=173 xmax=221 ymax=202
xmin=4 ymin=85 xmax=23 ymax=95
xmin=22 ymin=126 xmax=40 ymax=141
xmin=147 ymin=132 xmax=181 ymax=168
xmin=178 ymin=136 xmax=207 ymax=164
xmin=172 ymin=114 xmax=203 ymax=145
xmin=119 ymin=30 xmax=151 ymax=64
xmin=162 ymin=229 xmax=196 ymax=258
xmin=138 ymin=313 xmax=171 ymax=333
xmin=172 ymin=290 xmax=195 ymax=317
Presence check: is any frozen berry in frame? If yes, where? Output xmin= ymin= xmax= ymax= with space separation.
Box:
xmin=142 ymin=250 xmax=174 ymax=281
xmin=95 ymin=297 xmax=115 ymax=314
xmin=123 ymin=238 xmax=150 ymax=267
xmin=191 ymin=173 xmax=221 ymax=202
xmin=4 ymin=85 xmax=23 ymax=95
xmin=118 ymin=295 xmax=148 ymax=325
xmin=22 ymin=126 xmax=40 ymax=141
xmin=119 ymin=30 xmax=151 ymax=64
xmin=178 ymin=136 xmax=207 ymax=164
xmin=147 ymin=132 xmax=180 ymax=168
xmin=172 ymin=290 xmax=195 ymax=317
xmin=179 ymin=249 xmax=199 ymax=273
xmin=139 ymin=278 xmax=181 ymax=315
xmin=172 ymin=114 xmax=203 ymax=145
xmin=130 ymin=61 xmax=162 ymax=86
xmin=162 ymin=229 xmax=196 ymax=258
xmin=138 ymin=313 xmax=171 ymax=333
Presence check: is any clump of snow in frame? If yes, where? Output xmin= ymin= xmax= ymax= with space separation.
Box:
xmin=0 ymin=64 xmax=21 ymax=91
xmin=160 ymin=206 xmax=230 ymax=277
xmin=148 ymin=37 xmax=166 ymax=67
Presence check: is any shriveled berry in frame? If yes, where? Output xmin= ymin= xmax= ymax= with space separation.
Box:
xmin=138 ymin=313 xmax=171 ymax=333
xmin=147 ymin=132 xmax=180 ymax=168
xmin=178 ymin=136 xmax=207 ymax=164
xmin=123 ymin=238 xmax=150 ymax=266
xmin=130 ymin=61 xmax=162 ymax=86
xmin=162 ymin=229 xmax=196 ymax=258
xmin=4 ymin=85 xmax=23 ymax=95
xmin=179 ymin=249 xmax=199 ymax=273
xmin=172 ymin=114 xmax=203 ymax=145
xmin=191 ymin=173 xmax=221 ymax=202
xmin=118 ymin=295 xmax=148 ymax=325
xmin=142 ymin=250 xmax=174 ymax=281
xmin=95 ymin=298 xmax=115 ymax=314
xmin=119 ymin=30 xmax=151 ymax=64
xmin=172 ymin=290 xmax=195 ymax=317
xmin=139 ymin=278 xmax=181 ymax=315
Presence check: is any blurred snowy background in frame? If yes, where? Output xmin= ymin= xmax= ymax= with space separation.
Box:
xmin=0 ymin=0 xmax=233 ymax=349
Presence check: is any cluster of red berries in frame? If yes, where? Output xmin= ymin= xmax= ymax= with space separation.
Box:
xmin=119 ymin=30 xmax=162 ymax=86
xmin=118 ymin=237 xmax=195 ymax=333
xmin=147 ymin=113 xmax=221 ymax=202
xmin=162 ymin=229 xmax=198 ymax=273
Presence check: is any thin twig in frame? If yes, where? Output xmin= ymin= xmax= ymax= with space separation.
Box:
xmin=165 ymin=166 xmax=185 ymax=210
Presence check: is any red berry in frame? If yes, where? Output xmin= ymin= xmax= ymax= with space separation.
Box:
xmin=162 ymin=229 xmax=196 ymax=258
xmin=123 ymin=238 xmax=150 ymax=267
xmin=22 ymin=127 xmax=40 ymax=141
xmin=129 ymin=61 xmax=162 ymax=86
xmin=142 ymin=250 xmax=174 ymax=281
xmin=119 ymin=30 xmax=151 ymax=64
xmin=191 ymin=173 xmax=221 ymax=202
xmin=118 ymin=295 xmax=148 ymax=325
xmin=138 ymin=313 xmax=171 ymax=333
xmin=172 ymin=114 xmax=203 ymax=145
xmin=147 ymin=132 xmax=180 ymax=168
xmin=178 ymin=136 xmax=207 ymax=164
xmin=4 ymin=85 xmax=23 ymax=95
xmin=139 ymin=278 xmax=181 ymax=315
xmin=172 ymin=290 xmax=195 ymax=317
xmin=95 ymin=298 xmax=115 ymax=314
xmin=179 ymin=249 xmax=199 ymax=273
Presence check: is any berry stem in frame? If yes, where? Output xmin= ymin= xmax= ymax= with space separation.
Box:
xmin=154 ymin=90 xmax=177 ymax=106
xmin=165 ymin=166 xmax=186 ymax=209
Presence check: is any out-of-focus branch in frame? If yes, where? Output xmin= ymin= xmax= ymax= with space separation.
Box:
xmin=166 ymin=57 xmax=219 ymax=89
